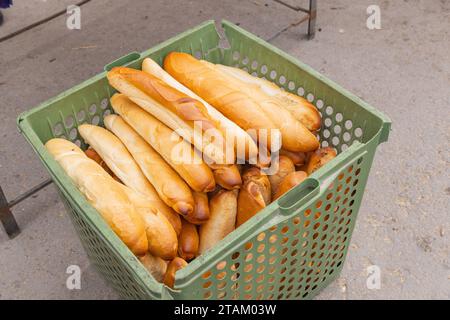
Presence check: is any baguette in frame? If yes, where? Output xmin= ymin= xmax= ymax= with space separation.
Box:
xmin=216 ymin=64 xmax=321 ymax=131
xmin=305 ymin=147 xmax=337 ymax=175
xmin=209 ymin=163 xmax=242 ymax=190
xmin=139 ymin=253 xmax=168 ymax=283
xmin=178 ymin=219 xmax=199 ymax=261
xmin=273 ymin=171 xmax=308 ymax=200
xmin=110 ymin=94 xmax=216 ymax=193
xmin=236 ymin=167 xmax=271 ymax=227
xmin=122 ymin=186 xmax=178 ymax=260
xmin=211 ymin=63 xmax=318 ymax=152
xmin=104 ymin=113 xmax=183 ymax=233
xmin=164 ymin=52 xmax=319 ymax=152
xmin=45 ymin=138 xmax=148 ymax=256
xmin=164 ymin=257 xmax=188 ymax=288
xmin=78 ymin=124 xmax=155 ymax=198
xmin=268 ymin=155 xmax=295 ymax=198
xmin=163 ymin=52 xmax=278 ymax=149
xmin=279 ymin=149 xmax=306 ymax=167
xmin=189 ymin=191 xmax=210 ymax=225
xmin=142 ymin=57 xmax=259 ymax=162
xmin=198 ymin=190 xmax=238 ymax=254
xmin=107 ymin=66 xmax=234 ymax=165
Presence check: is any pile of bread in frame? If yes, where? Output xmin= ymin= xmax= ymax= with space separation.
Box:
xmin=45 ymin=52 xmax=336 ymax=288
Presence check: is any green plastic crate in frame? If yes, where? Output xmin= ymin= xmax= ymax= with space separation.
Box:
xmin=17 ymin=20 xmax=391 ymax=300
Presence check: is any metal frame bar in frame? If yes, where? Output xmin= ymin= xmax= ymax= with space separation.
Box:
xmin=274 ymin=0 xmax=317 ymax=39
xmin=0 ymin=178 xmax=53 ymax=238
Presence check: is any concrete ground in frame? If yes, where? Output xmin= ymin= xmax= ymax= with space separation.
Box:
xmin=0 ymin=0 xmax=448 ymax=299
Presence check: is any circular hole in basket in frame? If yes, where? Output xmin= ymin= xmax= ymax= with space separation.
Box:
xmin=232 ymin=252 xmax=240 ymax=260
xmin=100 ymin=98 xmax=109 ymax=109
xmin=91 ymin=115 xmax=100 ymax=125
xmin=269 ymin=256 xmax=277 ymax=265
xmin=69 ymin=128 xmax=78 ymax=141
xmin=203 ymin=291 xmax=212 ymax=299
xmin=260 ymin=64 xmax=268 ymax=74
xmin=257 ymin=255 xmax=265 ymax=264
xmin=341 ymin=143 xmax=348 ymax=151
xmin=269 ymin=234 xmax=278 ymax=243
xmin=304 ymin=209 xmax=312 ymax=217
xmin=257 ymin=232 xmax=266 ymax=242
xmin=245 ymin=252 xmax=253 ymax=262
xmin=217 ymin=291 xmax=227 ymax=299
xmin=316 ymin=99 xmax=324 ymax=109
xmin=332 ymin=136 xmax=340 ymax=146
xmin=324 ymin=118 xmax=332 ymax=127
xmin=270 ymin=70 xmax=277 ymax=79
xmin=288 ymin=81 xmax=295 ymax=91
xmin=103 ymin=109 xmax=111 ymax=118
xmin=202 ymin=281 xmax=212 ymax=289
xmin=251 ymin=60 xmax=258 ymax=70
xmin=354 ymin=127 xmax=363 ymax=138
xmin=257 ymin=243 xmax=265 ymax=253
xmin=216 ymin=271 xmax=226 ymax=280
xmin=256 ymin=265 xmax=265 ymax=273
xmin=216 ymin=261 xmax=227 ymax=270
xmin=343 ymin=132 xmax=351 ymax=142
xmin=307 ymin=93 xmax=314 ymax=102
xmin=202 ymin=271 xmax=212 ymax=279
xmin=345 ymin=120 xmax=353 ymax=130
xmin=279 ymin=75 xmax=286 ymax=85
xmin=297 ymin=87 xmax=305 ymax=96
xmin=232 ymin=51 xmax=240 ymax=61
xmin=242 ymin=56 xmax=249 ymax=65
xmin=244 ymin=264 xmax=253 ymax=273
xmin=76 ymin=110 xmax=86 ymax=122
xmin=281 ymin=226 xmax=289 ymax=234
xmin=269 ymin=246 xmax=277 ymax=254
xmin=74 ymin=140 xmax=81 ymax=147
xmin=245 ymin=242 xmax=253 ymax=251
xmin=334 ymin=125 xmax=342 ymax=134
xmin=323 ymin=129 xmax=331 ymax=138
xmin=325 ymin=106 xmax=333 ymax=115
xmin=89 ymin=104 xmax=97 ymax=115
xmin=65 ymin=116 xmax=74 ymax=128
xmin=293 ymin=217 xmax=301 ymax=225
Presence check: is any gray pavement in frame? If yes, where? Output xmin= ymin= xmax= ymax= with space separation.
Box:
xmin=0 ymin=0 xmax=449 ymax=299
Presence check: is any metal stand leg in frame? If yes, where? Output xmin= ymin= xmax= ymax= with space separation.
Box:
xmin=0 ymin=178 xmax=53 ymax=239
xmin=308 ymin=0 xmax=317 ymax=39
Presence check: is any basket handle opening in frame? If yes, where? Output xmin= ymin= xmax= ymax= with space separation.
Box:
xmin=277 ymin=178 xmax=320 ymax=215
xmin=104 ymin=52 xmax=141 ymax=72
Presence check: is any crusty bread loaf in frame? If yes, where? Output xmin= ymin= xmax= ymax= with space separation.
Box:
xmin=236 ymin=167 xmax=271 ymax=227
xmin=189 ymin=191 xmax=210 ymax=225
xmin=279 ymin=149 xmax=306 ymax=167
xmin=164 ymin=257 xmax=188 ymax=288
xmin=139 ymin=253 xmax=168 ymax=283
xmin=198 ymin=190 xmax=238 ymax=254
xmin=104 ymin=113 xmax=183 ymax=233
xmin=110 ymin=94 xmax=216 ymax=193
xmin=178 ymin=219 xmax=199 ymax=261
xmin=45 ymin=138 xmax=148 ymax=256
xmin=305 ymin=147 xmax=337 ymax=175
xmin=142 ymin=57 xmax=259 ymax=162
xmin=208 ymin=163 xmax=242 ymax=190
xmin=78 ymin=123 xmax=156 ymax=198
xmin=273 ymin=171 xmax=308 ymax=200
xmin=164 ymin=52 xmax=319 ymax=152
xmin=268 ymin=155 xmax=295 ymax=198
xmin=122 ymin=185 xmax=178 ymax=259
xmin=163 ymin=52 xmax=279 ymax=149
xmin=216 ymin=64 xmax=321 ymax=131
xmin=107 ymin=66 xmax=234 ymax=165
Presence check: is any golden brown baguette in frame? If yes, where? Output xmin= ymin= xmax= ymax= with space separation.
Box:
xmin=236 ymin=167 xmax=271 ymax=227
xmin=107 ymin=66 xmax=234 ymax=165
xmin=273 ymin=171 xmax=308 ymax=200
xmin=210 ymin=62 xmax=319 ymax=152
xmin=163 ymin=52 xmax=279 ymax=148
xmin=178 ymin=219 xmax=199 ymax=261
xmin=142 ymin=57 xmax=259 ymax=162
xmin=268 ymin=155 xmax=295 ymax=198
xmin=122 ymin=186 xmax=178 ymax=260
xmin=216 ymin=64 xmax=321 ymax=131
xmin=103 ymin=113 xmax=183 ymax=233
xmin=189 ymin=191 xmax=210 ymax=225
xmin=110 ymin=94 xmax=216 ymax=193
xmin=305 ymin=147 xmax=337 ymax=175
xmin=198 ymin=190 xmax=238 ymax=254
xmin=209 ymin=163 xmax=242 ymax=190
xmin=279 ymin=149 xmax=306 ymax=167
xmin=85 ymin=147 xmax=121 ymax=182
xmin=45 ymin=138 xmax=148 ymax=256
xmin=164 ymin=257 xmax=188 ymax=288
xmin=139 ymin=253 xmax=168 ymax=283
xmin=78 ymin=123 xmax=157 ymax=198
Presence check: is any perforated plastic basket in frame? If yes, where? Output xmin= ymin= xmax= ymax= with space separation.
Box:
xmin=17 ymin=20 xmax=390 ymax=300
